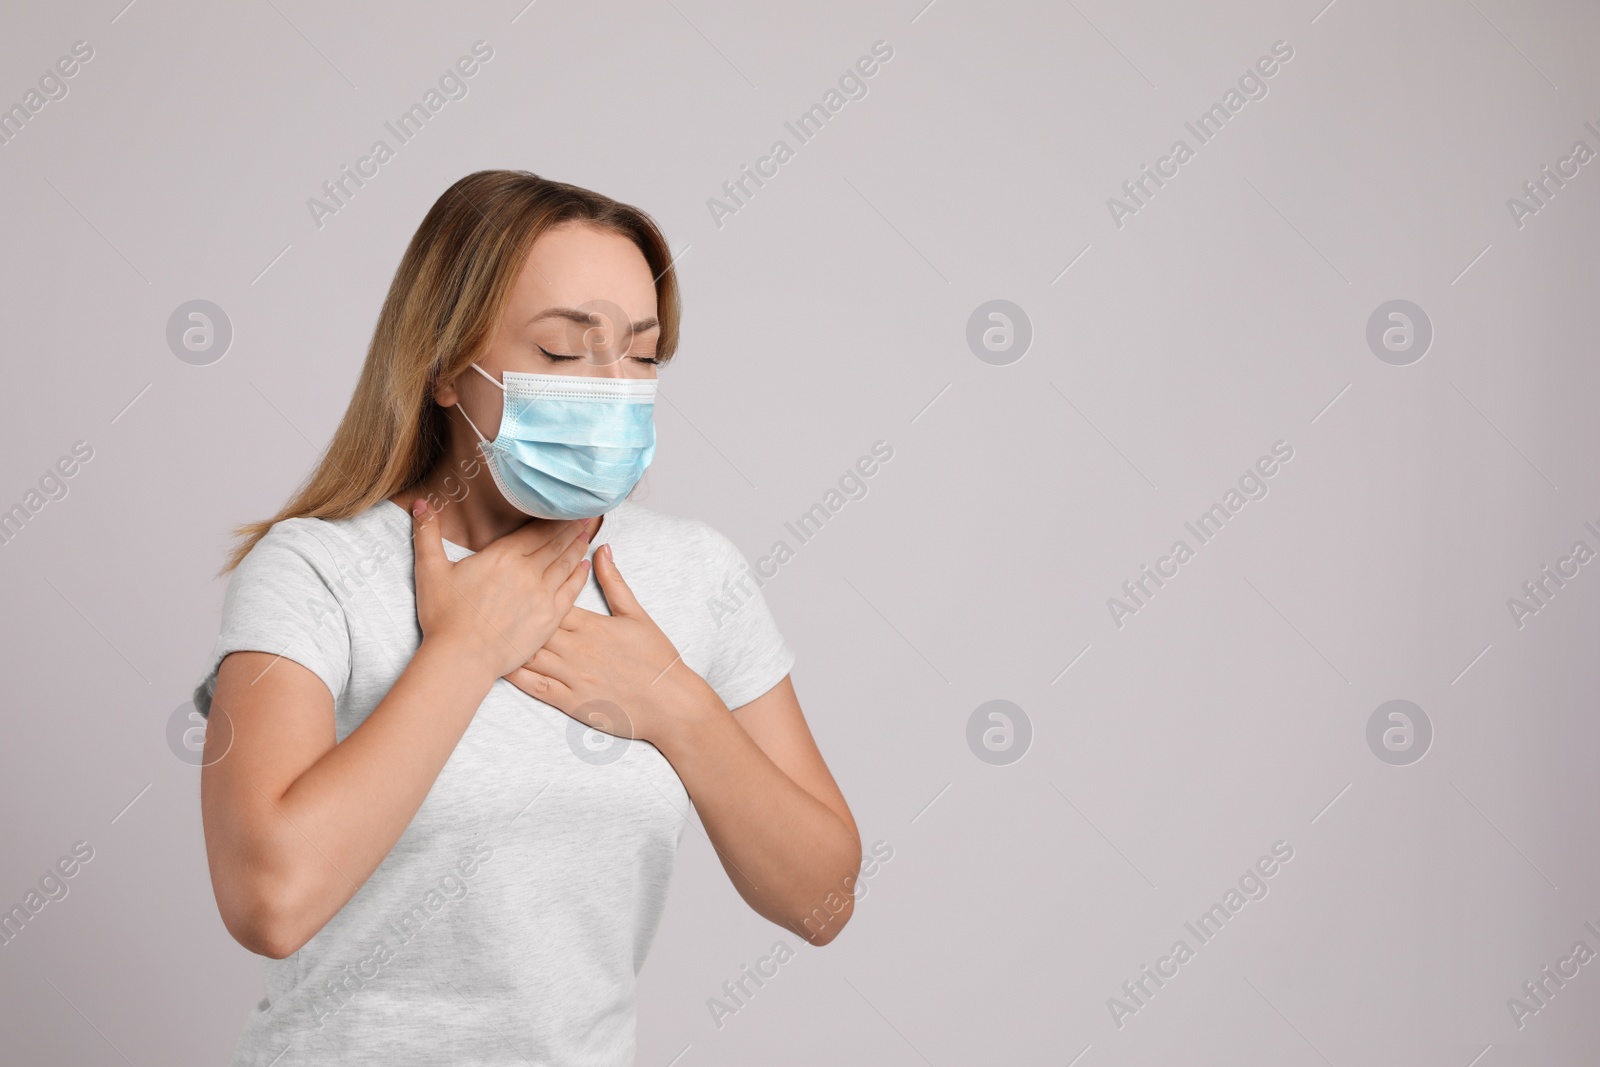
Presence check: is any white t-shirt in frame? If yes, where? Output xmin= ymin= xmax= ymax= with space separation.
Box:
xmin=192 ymin=498 xmax=794 ymax=1066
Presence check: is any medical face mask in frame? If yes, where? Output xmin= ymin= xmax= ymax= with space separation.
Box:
xmin=455 ymin=363 xmax=657 ymax=520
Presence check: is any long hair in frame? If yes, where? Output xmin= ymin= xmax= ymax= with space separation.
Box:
xmin=221 ymin=170 xmax=681 ymax=573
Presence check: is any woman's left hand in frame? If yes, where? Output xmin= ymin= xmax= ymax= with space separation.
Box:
xmin=504 ymin=542 xmax=720 ymax=742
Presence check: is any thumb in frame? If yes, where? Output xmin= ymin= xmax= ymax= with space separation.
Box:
xmin=410 ymin=497 xmax=448 ymax=575
xmin=594 ymin=542 xmax=642 ymax=617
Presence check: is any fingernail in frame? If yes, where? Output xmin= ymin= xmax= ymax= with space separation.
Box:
xmin=603 ymin=543 xmax=614 ymax=562
xmin=412 ymin=498 xmax=427 ymax=517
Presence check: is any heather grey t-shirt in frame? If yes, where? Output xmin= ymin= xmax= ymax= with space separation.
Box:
xmin=192 ymin=498 xmax=794 ymax=1066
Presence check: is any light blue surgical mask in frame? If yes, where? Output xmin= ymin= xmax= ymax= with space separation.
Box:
xmin=457 ymin=363 xmax=657 ymax=520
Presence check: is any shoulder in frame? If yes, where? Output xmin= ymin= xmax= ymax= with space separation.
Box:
xmin=613 ymin=502 xmax=743 ymax=568
xmin=236 ymin=516 xmax=333 ymax=572
xmin=235 ymin=501 xmax=405 ymax=581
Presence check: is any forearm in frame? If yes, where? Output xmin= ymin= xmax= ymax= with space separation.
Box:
xmin=262 ymin=637 xmax=494 ymax=950
xmin=653 ymin=689 xmax=862 ymax=945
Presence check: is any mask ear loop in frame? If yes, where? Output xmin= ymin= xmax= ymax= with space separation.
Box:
xmin=456 ymin=363 xmax=506 ymax=446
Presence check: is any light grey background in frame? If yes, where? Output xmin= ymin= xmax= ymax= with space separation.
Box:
xmin=1 ymin=0 xmax=1596 ymax=1064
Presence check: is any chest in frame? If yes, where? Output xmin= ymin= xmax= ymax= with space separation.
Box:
xmin=334 ymin=565 xmax=699 ymax=853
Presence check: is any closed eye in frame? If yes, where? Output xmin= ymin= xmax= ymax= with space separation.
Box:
xmin=538 ymin=345 xmax=661 ymax=366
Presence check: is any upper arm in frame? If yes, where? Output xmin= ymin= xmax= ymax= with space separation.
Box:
xmin=729 ymin=675 xmax=857 ymax=846
xmin=694 ymin=527 xmax=858 ymax=865
xmin=193 ymin=522 xmax=354 ymax=949
xmin=200 ymin=651 xmax=339 ymax=952
xmin=202 ymin=650 xmax=339 ymax=812
xmin=698 ymin=530 xmax=796 ymax=708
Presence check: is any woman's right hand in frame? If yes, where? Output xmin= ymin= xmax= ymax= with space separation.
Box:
xmin=204 ymin=502 xmax=595 ymax=960
xmin=409 ymin=498 xmax=594 ymax=682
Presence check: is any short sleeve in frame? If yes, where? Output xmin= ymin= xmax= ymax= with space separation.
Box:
xmin=191 ymin=519 xmax=353 ymax=718
xmin=701 ymin=531 xmax=796 ymax=711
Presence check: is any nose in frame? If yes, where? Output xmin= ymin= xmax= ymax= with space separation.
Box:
xmin=560 ymin=299 xmax=653 ymax=377
xmin=574 ymin=319 xmax=632 ymax=377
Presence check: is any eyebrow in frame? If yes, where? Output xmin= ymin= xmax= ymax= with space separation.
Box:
xmin=525 ymin=307 xmax=659 ymax=336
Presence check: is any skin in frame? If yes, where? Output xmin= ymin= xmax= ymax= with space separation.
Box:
xmin=202 ymin=221 xmax=860 ymax=961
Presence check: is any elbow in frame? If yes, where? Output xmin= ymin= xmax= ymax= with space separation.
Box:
xmin=793 ymin=891 xmax=854 ymax=946
xmin=203 ymin=780 xmax=325 ymax=959
xmin=807 ymin=902 xmax=853 ymax=946
xmin=217 ymin=869 xmax=314 ymax=960
xmin=791 ymin=840 xmax=863 ymax=947
xmin=240 ymin=915 xmax=309 ymax=961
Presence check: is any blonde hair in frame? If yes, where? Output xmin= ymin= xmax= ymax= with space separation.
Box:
xmin=221 ymin=169 xmax=682 ymax=573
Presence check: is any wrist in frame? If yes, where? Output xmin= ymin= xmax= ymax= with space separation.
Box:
xmin=647 ymin=674 xmax=727 ymax=755
xmin=415 ymin=632 xmax=502 ymax=690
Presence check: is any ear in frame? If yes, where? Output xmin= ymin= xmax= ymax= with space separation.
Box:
xmin=434 ymin=376 xmax=460 ymax=409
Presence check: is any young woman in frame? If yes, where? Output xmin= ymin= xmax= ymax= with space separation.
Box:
xmin=194 ymin=170 xmax=860 ymax=1065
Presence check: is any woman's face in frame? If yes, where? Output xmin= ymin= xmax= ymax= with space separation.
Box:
xmin=487 ymin=220 xmax=662 ymax=379
xmin=436 ymin=220 xmax=662 ymax=449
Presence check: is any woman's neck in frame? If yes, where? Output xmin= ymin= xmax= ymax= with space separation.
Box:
xmin=390 ymin=450 xmax=601 ymax=553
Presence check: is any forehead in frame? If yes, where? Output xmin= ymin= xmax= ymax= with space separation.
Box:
xmin=508 ymin=222 xmax=657 ymax=320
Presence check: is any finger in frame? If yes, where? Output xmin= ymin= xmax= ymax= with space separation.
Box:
xmin=411 ymin=498 xmax=448 ymax=575
xmin=508 ymin=664 xmax=572 ymax=709
xmin=557 ymin=605 xmax=606 ymax=632
xmin=526 ymin=647 xmax=567 ymax=684
xmin=543 ymin=523 xmax=594 ymax=585
xmin=593 ymin=542 xmax=642 ymax=617
xmin=494 ymin=515 xmax=584 ymax=559
xmin=537 ymin=626 xmax=571 ymax=660
xmin=553 ymin=553 xmax=592 ymax=606
xmin=536 ymin=607 xmax=584 ymax=657
xmin=534 ymin=515 xmax=598 ymax=560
